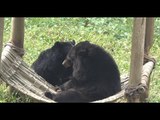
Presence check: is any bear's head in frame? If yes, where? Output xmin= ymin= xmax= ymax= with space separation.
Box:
xmin=31 ymin=40 xmax=76 ymax=86
xmin=62 ymin=41 xmax=94 ymax=68
xmin=52 ymin=40 xmax=76 ymax=57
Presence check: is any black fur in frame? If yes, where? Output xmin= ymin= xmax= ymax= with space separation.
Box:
xmin=45 ymin=41 xmax=121 ymax=102
xmin=31 ymin=40 xmax=75 ymax=86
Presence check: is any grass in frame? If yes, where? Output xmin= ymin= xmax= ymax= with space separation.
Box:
xmin=0 ymin=17 xmax=160 ymax=102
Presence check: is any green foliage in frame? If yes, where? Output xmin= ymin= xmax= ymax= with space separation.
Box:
xmin=0 ymin=17 xmax=160 ymax=102
xmin=0 ymin=83 xmax=31 ymax=102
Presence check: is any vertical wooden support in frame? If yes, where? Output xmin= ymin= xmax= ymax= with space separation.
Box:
xmin=0 ymin=18 xmax=4 ymax=84
xmin=143 ymin=18 xmax=155 ymax=99
xmin=129 ymin=18 xmax=146 ymax=87
xmin=9 ymin=17 xmax=25 ymax=93
xmin=9 ymin=17 xmax=24 ymax=57
xmin=145 ymin=18 xmax=154 ymax=55
xmin=125 ymin=18 xmax=146 ymax=102
xmin=144 ymin=18 xmax=155 ymax=63
xmin=0 ymin=18 xmax=4 ymax=70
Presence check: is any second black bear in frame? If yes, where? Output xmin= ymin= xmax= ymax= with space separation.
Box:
xmin=31 ymin=40 xmax=75 ymax=86
xmin=45 ymin=41 xmax=121 ymax=102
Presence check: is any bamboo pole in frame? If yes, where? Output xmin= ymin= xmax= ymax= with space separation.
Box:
xmin=9 ymin=17 xmax=24 ymax=93
xmin=144 ymin=18 xmax=154 ymax=56
xmin=0 ymin=18 xmax=4 ymax=84
xmin=143 ymin=18 xmax=155 ymax=99
xmin=126 ymin=18 xmax=146 ymax=102
xmin=9 ymin=17 xmax=24 ymax=57
xmin=0 ymin=18 xmax=4 ymax=70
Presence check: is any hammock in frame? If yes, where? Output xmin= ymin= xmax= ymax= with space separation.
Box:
xmin=0 ymin=44 xmax=56 ymax=102
xmin=0 ymin=44 xmax=153 ymax=103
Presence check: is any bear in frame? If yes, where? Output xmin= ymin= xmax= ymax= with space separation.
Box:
xmin=45 ymin=41 xmax=121 ymax=102
xmin=31 ymin=40 xmax=75 ymax=86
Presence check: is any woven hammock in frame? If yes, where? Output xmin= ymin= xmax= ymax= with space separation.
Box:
xmin=0 ymin=44 xmax=155 ymax=103
xmin=0 ymin=45 xmax=56 ymax=102
xmin=0 ymin=18 xmax=155 ymax=103
xmin=0 ymin=44 xmax=130 ymax=103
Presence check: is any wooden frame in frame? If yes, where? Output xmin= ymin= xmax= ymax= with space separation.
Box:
xmin=125 ymin=18 xmax=155 ymax=102
xmin=0 ymin=18 xmax=4 ymax=84
xmin=0 ymin=17 xmax=156 ymax=102
xmin=9 ymin=17 xmax=25 ymax=57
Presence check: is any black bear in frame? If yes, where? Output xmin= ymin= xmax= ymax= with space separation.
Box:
xmin=45 ymin=41 xmax=121 ymax=102
xmin=31 ymin=40 xmax=75 ymax=86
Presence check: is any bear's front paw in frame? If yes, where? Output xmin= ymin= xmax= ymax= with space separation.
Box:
xmin=44 ymin=91 xmax=55 ymax=99
xmin=55 ymin=86 xmax=62 ymax=92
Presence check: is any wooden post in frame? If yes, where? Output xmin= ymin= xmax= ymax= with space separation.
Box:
xmin=0 ymin=18 xmax=4 ymax=70
xmin=144 ymin=18 xmax=154 ymax=56
xmin=9 ymin=17 xmax=24 ymax=57
xmin=9 ymin=17 xmax=25 ymax=93
xmin=125 ymin=18 xmax=146 ymax=102
xmin=0 ymin=18 xmax=4 ymax=84
xmin=143 ymin=18 xmax=155 ymax=99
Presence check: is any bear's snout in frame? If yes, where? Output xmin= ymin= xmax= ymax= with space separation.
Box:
xmin=62 ymin=59 xmax=72 ymax=68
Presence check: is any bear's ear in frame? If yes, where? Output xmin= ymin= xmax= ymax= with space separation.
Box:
xmin=71 ymin=40 xmax=76 ymax=45
xmin=78 ymin=49 xmax=88 ymax=56
xmin=84 ymin=41 xmax=90 ymax=43
xmin=54 ymin=42 xmax=62 ymax=47
xmin=55 ymin=41 xmax=61 ymax=45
